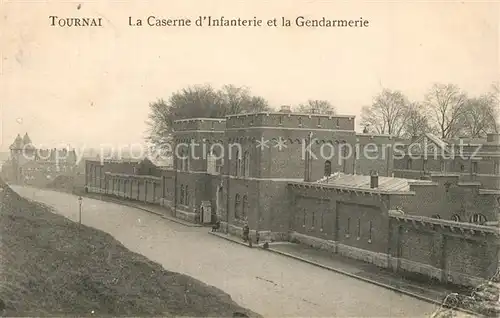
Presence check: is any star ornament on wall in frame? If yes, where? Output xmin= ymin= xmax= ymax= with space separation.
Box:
xmin=274 ymin=137 xmax=287 ymax=150
xmin=255 ymin=137 xmax=270 ymax=150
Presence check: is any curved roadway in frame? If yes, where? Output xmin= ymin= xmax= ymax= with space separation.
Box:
xmin=12 ymin=186 xmax=437 ymax=317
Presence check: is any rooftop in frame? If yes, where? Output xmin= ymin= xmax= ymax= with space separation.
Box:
xmin=173 ymin=117 xmax=226 ymax=123
xmin=225 ymin=111 xmax=355 ymax=119
xmin=316 ymin=172 xmax=433 ymax=192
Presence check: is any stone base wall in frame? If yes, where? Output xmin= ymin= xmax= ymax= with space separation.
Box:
xmin=396 ymin=258 xmax=485 ymax=287
xmin=290 ymin=232 xmax=389 ymax=268
xmin=290 ymin=232 xmax=337 ymax=252
xmin=175 ymin=208 xmax=198 ymax=223
xmin=87 ymin=186 xmax=105 ymax=194
xmin=397 ymin=258 xmax=443 ymax=281
xmin=159 ymin=199 xmax=173 ymax=209
xmin=337 ymin=243 xmax=389 ymax=268
xmin=221 ymin=222 xmax=288 ymax=242
xmin=289 ymin=231 xmax=487 ymax=288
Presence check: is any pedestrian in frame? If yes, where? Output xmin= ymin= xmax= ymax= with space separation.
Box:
xmin=242 ymin=221 xmax=249 ymax=243
xmin=211 ymin=217 xmax=221 ymax=232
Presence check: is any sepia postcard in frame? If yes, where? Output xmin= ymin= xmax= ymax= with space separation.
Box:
xmin=1 ymin=1 xmax=499 ymax=317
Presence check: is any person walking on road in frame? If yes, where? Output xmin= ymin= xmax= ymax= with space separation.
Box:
xmin=242 ymin=220 xmax=252 ymax=247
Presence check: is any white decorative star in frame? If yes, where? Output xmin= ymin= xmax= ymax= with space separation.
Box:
xmin=255 ymin=137 xmax=270 ymax=150
xmin=274 ymin=137 xmax=287 ymax=150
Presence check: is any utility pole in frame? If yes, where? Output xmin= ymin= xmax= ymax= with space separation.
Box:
xmin=78 ymin=196 xmax=83 ymax=226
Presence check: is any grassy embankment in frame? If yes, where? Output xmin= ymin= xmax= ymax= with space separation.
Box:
xmin=0 ymin=178 xmax=258 ymax=317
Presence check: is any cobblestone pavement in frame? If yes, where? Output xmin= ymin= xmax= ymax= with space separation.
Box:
xmin=13 ymin=186 xmax=438 ymax=317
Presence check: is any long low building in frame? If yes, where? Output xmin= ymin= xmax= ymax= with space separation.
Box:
xmin=85 ymin=109 xmax=500 ymax=288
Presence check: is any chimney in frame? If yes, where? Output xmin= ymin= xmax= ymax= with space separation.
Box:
xmin=370 ymin=171 xmax=379 ymax=189
xmin=487 ymin=133 xmax=500 ymax=144
xmin=279 ymin=105 xmax=291 ymax=113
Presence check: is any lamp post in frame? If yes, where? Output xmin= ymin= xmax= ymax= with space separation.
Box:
xmin=78 ymin=196 xmax=83 ymax=226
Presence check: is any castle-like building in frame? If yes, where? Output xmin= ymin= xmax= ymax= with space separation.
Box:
xmin=2 ymin=133 xmax=78 ymax=185
xmin=85 ymin=107 xmax=499 ymax=288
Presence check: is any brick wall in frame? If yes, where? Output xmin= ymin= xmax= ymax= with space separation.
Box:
xmin=289 ymin=185 xmax=393 ymax=253
xmin=392 ymin=176 xmax=499 ymax=222
xmin=355 ymin=134 xmax=396 ymax=177
xmin=389 ymin=215 xmax=499 ymax=286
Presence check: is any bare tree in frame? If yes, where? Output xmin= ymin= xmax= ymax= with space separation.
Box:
xmin=457 ymin=95 xmax=498 ymax=137
xmin=424 ymin=83 xmax=467 ymax=139
xmin=145 ymin=84 xmax=270 ymax=151
xmin=360 ymin=89 xmax=409 ymax=137
xmin=217 ymin=85 xmax=270 ymax=115
xmin=145 ymin=98 xmax=173 ymax=153
xmin=297 ymin=100 xmax=335 ymax=114
xmin=402 ymin=102 xmax=432 ymax=138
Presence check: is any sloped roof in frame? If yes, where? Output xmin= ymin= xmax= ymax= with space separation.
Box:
xmin=151 ymin=156 xmax=172 ymax=167
xmin=9 ymin=134 xmax=23 ymax=150
xmin=22 ymin=133 xmax=32 ymax=145
xmin=424 ymin=133 xmax=448 ymax=149
xmin=405 ymin=133 xmax=450 ymax=154
xmin=318 ymin=173 xmax=432 ymax=192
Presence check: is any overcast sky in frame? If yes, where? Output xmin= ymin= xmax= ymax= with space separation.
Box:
xmin=1 ymin=0 xmax=498 ymax=151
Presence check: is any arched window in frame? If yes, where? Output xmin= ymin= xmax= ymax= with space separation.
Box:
xmin=470 ymin=213 xmax=487 ymax=225
xmin=243 ymin=151 xmax=250 ymax=177
xmin=181 ymin=149 xmax=188 ymax=171
xmin=324 ymin=160 xmax=332 ymax=177
xmin=180 ymin=185 xmax=185 ymax=205
xmin=341 ymin=144 xmax=348 ymax=172
xmin=234 ymin=194 xmax=241 ymax=219
xmin=451 ymin=214 xmax=461 ymax=222
xmin=185 ymin=185 xmax=189 ymax=206
xmin=242 ymin=195 xmax=248 ymax=219
xmin=235 ymin=149 xmax=240 ymax=176
xmin=431 ymin=214 xmax=441 ymax=219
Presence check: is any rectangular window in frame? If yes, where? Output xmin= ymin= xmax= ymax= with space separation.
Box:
xmin=303 ymin=210 xmax=306 ymax=228
xmin=495 ymin=162 xmax=499 ymax=174
xmin=368 ymin=221 xmax=373 ymax=243
xmin=321 ymin=212 xmax=324 ymax=230
xmin=407 ymin=158 xmax=412 ymax=170
xmin=357 ymin=219 xmax=361 ymax=239
xmin=440 ymin=160 xmax=445 ymax=172
xmin=346 ymin=217 xmax=350 ymax=237
xmin=311 ymin=212 xmax=315 ymax=229
xmin=472 ymin=162 xmax=478 ymax=174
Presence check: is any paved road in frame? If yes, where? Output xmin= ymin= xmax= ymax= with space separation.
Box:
xmin=12 ymin=186 xmax=437 ymax=317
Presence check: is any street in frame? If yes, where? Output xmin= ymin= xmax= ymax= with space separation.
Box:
xmin=12 ymin=186 xmax=437 ymax=317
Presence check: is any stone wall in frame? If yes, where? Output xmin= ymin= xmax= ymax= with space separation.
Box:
xmin=389 ymin=214 xmax=499 ymax=287
xmin=392 ymin=175 xmax=499 ymax=222
xmin=87 ymin=172 xmax=164 ymax=206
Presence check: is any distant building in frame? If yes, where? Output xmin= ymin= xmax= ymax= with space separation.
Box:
xmin=2 ymin=133 xmax=78 ymax=186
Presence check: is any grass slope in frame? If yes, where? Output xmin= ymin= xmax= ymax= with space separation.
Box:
xmin=0 ymin=179 xmax=258 ymax=317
